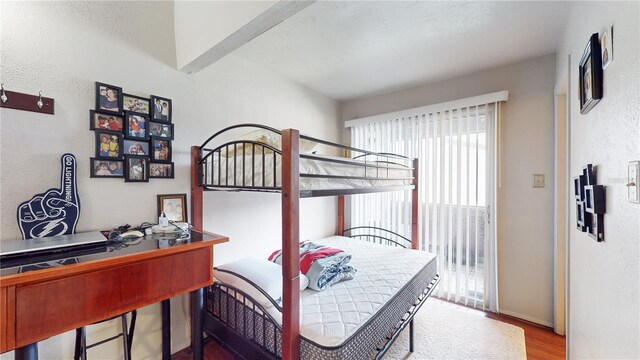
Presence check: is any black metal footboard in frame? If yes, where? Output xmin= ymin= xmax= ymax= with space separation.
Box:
xmin=204 ymin=270 xmax=440 ymax=360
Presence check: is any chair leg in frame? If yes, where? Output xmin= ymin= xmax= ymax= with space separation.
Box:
xmin=81 ymin=327 xmax=88 ymax=360
xmin=121 ymin=314 xmax=130 ymax=360
xmin=127 ymin=310 xmax=137 ymax=357
xmin=74 ymin=328 xmax=83 ymax=360
xmin=409 ymin=319 xmax=414 ymax=352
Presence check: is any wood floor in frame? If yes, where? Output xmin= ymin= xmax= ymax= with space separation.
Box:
xmin=173 ymin=300 xmax=565 ymax=360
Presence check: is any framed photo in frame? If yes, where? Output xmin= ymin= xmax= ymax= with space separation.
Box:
xmin=149 ymin=121 xmax=174 ymax=140
xmin=90 ymin=158 xmax=124 ymax=178
xmin=151 ymin=137 xmax=172 ymax=162
xmin=150 ymin=95 xmax=172 ymax=123
xmin=124 ymin=112 xmax=149 ymax=140
xmin=95 ymin=130 xmax=123 ymax=159
xmin=123 ymin=93 xmax=150 ymax=115
xmin=150 ymin=162 xmax=174 ymax=179
xmin=600 ymin=26 xmax=613 ymax=69
xmin=89 ymin=110 xmax=123 ymax=131
xmin=123 ymin=139 xmax=150 ymax=156
xmin=95 ymin=82 xmax=123 ymax=113
xmin=124 ymin=155 xmax=149 ymax=182
xmin=157 ymin=193 xmax=187 ymax=222
xmin=579 ymin=33 xmax=603 ymax=115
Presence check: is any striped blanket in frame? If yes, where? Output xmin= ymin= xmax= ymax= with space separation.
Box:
xmin=268 ymin=241 xmax=356 ymax=291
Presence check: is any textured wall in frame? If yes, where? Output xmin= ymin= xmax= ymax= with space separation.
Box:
xmin=555 ymin=2 xmax=640 ymax=358
xmin=0 ymin=1 xmax=339 ymax=359
xmin=341 ymin=54 xmax=557 ymax=326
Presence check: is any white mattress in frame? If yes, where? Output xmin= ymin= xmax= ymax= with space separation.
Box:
xmin=265 ymin=236 xmax=437 ymax=347
xmin=206 ymin=153 xmax=411 ymax=190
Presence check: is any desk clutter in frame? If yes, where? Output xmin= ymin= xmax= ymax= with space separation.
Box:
xmin=89 ymin=82 xmax=174 ymax=182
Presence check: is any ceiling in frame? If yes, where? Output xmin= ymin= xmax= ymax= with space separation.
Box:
xmin=232 ymin=1 xmax=570 ymax=101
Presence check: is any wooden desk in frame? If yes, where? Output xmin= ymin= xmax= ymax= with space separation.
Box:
xmin=0 ymin=230 xmax=228 ymax=360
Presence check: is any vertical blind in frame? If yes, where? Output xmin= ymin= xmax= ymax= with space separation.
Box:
xmin=348 ymin=93 xmax=505 ymax=311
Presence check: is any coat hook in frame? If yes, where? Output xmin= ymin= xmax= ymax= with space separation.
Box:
xmin=37 ymin=90 xmax=43 ymax=109
xmin=1 ymin=83 xmax=7 ymax=104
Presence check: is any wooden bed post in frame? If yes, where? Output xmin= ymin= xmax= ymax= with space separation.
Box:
xmin=191 ymin=146 xmax=204 ymax=231
xmin=337 ymin=195 xmax=345 ymax=235
xmin=281 ymin=129 xmax=301 ymax=360
xmin=411 ymin=158 xmax=419 ymax=250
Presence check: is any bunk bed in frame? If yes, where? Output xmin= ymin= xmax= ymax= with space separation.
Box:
xmin=190 ymin=124 xmax=440 ymax=360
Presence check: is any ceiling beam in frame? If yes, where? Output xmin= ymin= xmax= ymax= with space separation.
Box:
xmin=179 ymin=1 xmax=316 ymax=74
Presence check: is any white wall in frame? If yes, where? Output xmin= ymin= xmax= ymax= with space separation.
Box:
xmin=341 ymin=54 xmax=557 ymax=326
xmin=0 ymin=1 xmax=339 ymax=359
xmin=174 ymin=0 xmax=277 ymax=69
xmin=555 ymin=2 xmax=640 ymax=358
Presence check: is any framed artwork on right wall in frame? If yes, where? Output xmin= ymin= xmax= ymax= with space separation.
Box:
xmin=579 ymin=33 xmax=603 ymax=115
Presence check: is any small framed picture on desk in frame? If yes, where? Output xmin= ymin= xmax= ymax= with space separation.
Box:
xmin=157 ymin=193 xmax=187 ymax=222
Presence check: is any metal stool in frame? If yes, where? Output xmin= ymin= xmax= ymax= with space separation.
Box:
xmin=73 ymin=310 xmax=137 ymax=360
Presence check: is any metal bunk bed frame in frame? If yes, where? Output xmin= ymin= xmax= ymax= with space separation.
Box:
xmin=190 ymin=124 xmax=437 ymax=359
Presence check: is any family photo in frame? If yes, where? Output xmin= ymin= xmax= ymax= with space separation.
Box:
xmin=151 ymin=95 xmax=171 ymax=122
xmin=95 ymin=82 xmax=122 ymax=113
xmin=125 ymin=113 xmax=148 ymax=140
xmin=149 ymin=122 xmax=173 ymax=139
xmin=123 ymin=94 xmax=150 ymax=114
xmin=125 ymin=156 xmax=148 ymax=182
xmin=152 ymin=138 xmax=171 ymax=162
xmin=90 ymin=159 xmax=124 ymax=178
xmin=124 ymin=140 xmax=149 ymax=156
xmin=90 ymin=111 xmax=123 ymax=131
xmin=150 ymin=163 xmax=174 ymax=178
xmin=96 ymin=130 xmax=122 ymax=159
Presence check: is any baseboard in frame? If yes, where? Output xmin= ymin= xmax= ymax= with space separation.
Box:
xmin=499 ymin=309 xmax=554 ymax=328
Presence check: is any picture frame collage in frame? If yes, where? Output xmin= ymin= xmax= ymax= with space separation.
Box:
xmin=90 ymin=82 xmax=174 ymax=182
xmin=574 ymin=164 xmax=606 ymax=242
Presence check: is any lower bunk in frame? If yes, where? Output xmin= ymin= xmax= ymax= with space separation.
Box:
xmin=204 ymin=234 xmax=440 ymax=359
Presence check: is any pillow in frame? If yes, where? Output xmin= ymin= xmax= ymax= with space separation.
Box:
xmin=221 ymin=129 xmax=318 ymax=158
xmin=215 ymin=257 xmax=309 ymax=308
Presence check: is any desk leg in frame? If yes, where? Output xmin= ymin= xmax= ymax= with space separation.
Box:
xmin=161 ymin=299 xmax=171 ymax=360
xmin=191 ymin=288 xmax=204 ymax=360
xmin=15 ymin=343 xmax=38 ymax=360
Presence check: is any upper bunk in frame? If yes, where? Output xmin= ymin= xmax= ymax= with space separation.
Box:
xmin=195 ymin=124 xmax=416 ymax=198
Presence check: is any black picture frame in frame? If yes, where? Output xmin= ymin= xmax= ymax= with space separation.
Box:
xmin=95 ymin=130 xmax=124 ymax=159
xmin=124 ymin=155 xmax=149 ymax=183
xmin=579 ymin=33 xmax=603 ymax=115
xmin=150 ymin=162 xmax=175 ymax=179
xmin=95 ymin=82 xmax=123 ymax=113
xmin=89 ymin=110 xmax=124 ymax=131
xmin=149 ymin=121 xmax=174 ymax=140
xmin=123 ymin=139 xmax=150 ymax=156
xmin=89 ymin=158 xmax=125 ymax=178
xmin=150 ymin=136 xmax=172 ymax=162
xmin=123 ymin=93 xmax=151 ymax=115
xmin=150 ymin=95 xmax=172 ymax=123
xmin=124 ymin=111 xmax=150 ymax=141
xmin=588 ymin=213 xmax=605 ymax=242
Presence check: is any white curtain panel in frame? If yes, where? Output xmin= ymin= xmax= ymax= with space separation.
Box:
xmin=349 ymin=97 xmax=504 ymax=312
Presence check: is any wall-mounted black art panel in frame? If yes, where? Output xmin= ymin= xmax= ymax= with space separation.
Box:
xmin=574 ymin=164 xmax=606 ymax=241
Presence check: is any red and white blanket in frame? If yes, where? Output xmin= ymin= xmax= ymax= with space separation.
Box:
xmin=268 ymin=241 xmax=356 ymax=291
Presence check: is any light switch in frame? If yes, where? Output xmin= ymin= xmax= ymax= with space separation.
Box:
xmin=533 ymin=174 xmax=545 ymax=188
xmin=628 ymin=161 xmax=639 ymax=203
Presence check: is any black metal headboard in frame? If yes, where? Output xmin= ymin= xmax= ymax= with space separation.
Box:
xmin=342 ymin=226 xmax=411 ymax=248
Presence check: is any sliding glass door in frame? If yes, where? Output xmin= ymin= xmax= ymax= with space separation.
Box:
xmin=350 ymin=104 xmax=498 ymax=311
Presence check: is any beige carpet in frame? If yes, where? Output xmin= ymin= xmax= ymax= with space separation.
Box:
xmin=385 ymin=299 xmax=527 ymax=360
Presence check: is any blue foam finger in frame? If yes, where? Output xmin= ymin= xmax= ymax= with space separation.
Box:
xmin=17 ymin=153 xmax=81 ymax=240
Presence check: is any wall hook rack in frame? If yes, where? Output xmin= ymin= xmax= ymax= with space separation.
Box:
xmin=0 ymin=85 xmax=54 ymax=115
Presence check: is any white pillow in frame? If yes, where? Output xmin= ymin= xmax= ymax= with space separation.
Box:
xmin=215 ymin=257 xmax=309 ymax=308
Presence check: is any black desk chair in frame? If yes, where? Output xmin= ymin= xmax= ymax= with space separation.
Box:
xmin=74 ymin=310 xmax=137 ymax=360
